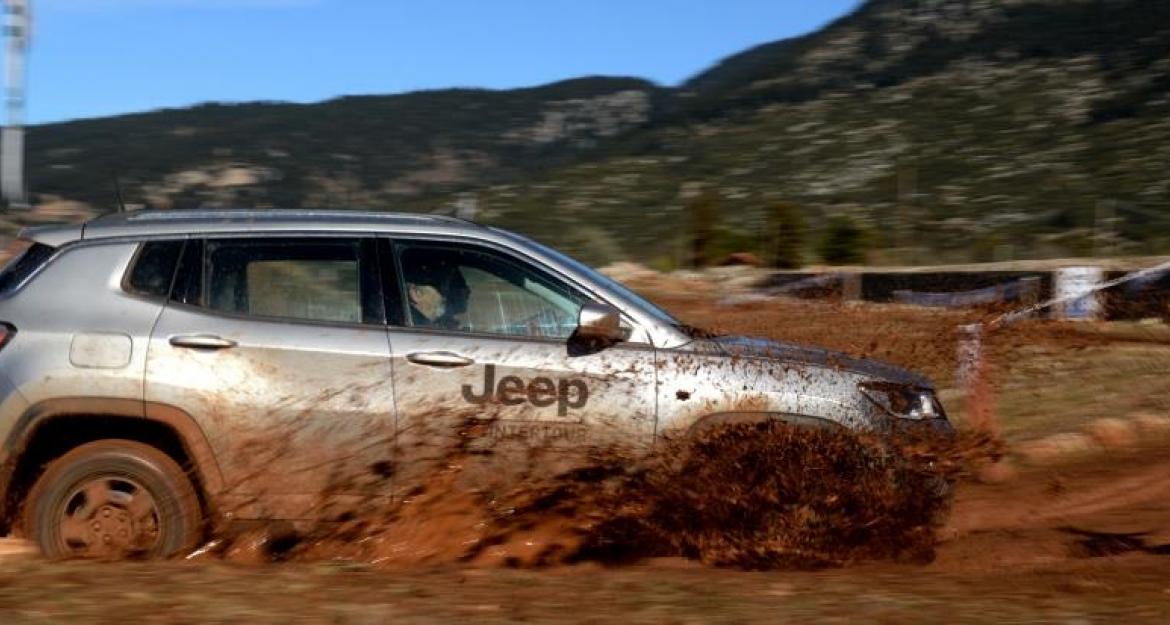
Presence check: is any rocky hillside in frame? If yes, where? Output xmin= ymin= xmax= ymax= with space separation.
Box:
xmin=474 ymin=0 xmax=1170 ymax=266
xmin=28 ymin=77 xmax=663 ymax=211
xmin=21 ymin=0 xmax=1170 ymax=266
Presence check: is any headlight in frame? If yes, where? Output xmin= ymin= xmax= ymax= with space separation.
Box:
xmin=859 ymin=381 xmax=941 ymax=420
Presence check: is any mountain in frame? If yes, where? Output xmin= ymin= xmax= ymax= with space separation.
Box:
xmin=21 ymin=0 xmax=1170 ymax=266
xmin=472 ymin=0 xmax=1170 ymax=266
xmin=28 ymin=76 xmax=664 ymax=211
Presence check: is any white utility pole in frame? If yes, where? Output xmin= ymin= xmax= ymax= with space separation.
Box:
xmin=2 ymin=0 xmax=29 ymax=209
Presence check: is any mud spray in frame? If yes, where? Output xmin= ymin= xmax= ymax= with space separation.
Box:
xmin=196 ymin=411 xmax=999 ymax=571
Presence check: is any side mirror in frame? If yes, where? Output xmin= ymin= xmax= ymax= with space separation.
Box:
xmin=572 ymin=302 xmax=626 ymax=350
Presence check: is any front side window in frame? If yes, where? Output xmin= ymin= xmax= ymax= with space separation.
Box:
xmin=201 ymin=238 xmax=366 ymax=324
xmin=396 ymin=242 xmax=585 ymax=339
xmin=498 ymin=230 xmax=680 ymax=327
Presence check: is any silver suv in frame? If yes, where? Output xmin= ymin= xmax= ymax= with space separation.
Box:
xmin=0 ymin=209 xmax=951 ymax=558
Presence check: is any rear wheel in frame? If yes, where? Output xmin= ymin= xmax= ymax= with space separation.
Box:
xmin=23 ymin=439 xmax=202 ymax=559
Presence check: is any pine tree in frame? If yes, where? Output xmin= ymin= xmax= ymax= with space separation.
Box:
xmin=819 ymin=215 xmax=868 ymax=265
xmin=767 ymin=201 xmax=805 ymax=269
xmin=687 ymin=190 xmax=720 ymax=268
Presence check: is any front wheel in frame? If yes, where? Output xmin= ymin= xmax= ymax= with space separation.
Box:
xmin=23 ymin=439 xmax=203 ymax=559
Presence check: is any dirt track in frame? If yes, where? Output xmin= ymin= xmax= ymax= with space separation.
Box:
xmin=2 ymin=443 xmax=1169 ymax=623
xmin=936 ymin=446 xmax=1170 ymax=572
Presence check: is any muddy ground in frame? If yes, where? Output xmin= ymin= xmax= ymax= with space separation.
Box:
xmin=4 ymin=295 xmax=1170 ymax=623
xmin=4 ymin=448 xmax=1170 ymax=623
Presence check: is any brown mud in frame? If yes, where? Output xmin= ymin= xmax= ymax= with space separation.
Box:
xmin=931 ymin=444 xmax=1170 ymax=574
xmin=200 ymin=415 xmax=995 ymax=571
xmin=7 ymin=444 xmax=1170 ymax=624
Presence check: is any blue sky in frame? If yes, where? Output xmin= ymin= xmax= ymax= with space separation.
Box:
xmin=26 ymin=0 xmax=860 ymax=124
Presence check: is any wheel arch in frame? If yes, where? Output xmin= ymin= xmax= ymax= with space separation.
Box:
xmin=683 ymin=411 xmax=844 ymax=438
xmin=0 ymin=398 xmax=224 ymax=533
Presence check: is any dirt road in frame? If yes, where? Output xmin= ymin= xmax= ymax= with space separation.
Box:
xmin=2 ymin=444 xmax=1169 ymax=624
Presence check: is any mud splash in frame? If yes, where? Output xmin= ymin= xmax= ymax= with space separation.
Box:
xmin=201 ymin=416 xmax=995 ymax=571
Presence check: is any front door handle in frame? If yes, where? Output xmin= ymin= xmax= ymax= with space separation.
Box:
xmin=169 ymin=334 xmax=238 ymax=350
xmin=406 ymin=351 xmax=474 ymax=368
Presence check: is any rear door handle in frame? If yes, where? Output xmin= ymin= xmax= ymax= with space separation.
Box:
xmin=406 ymin=351 xmax=474 ymax=368
xmin=169 ymin=334 xmax=238 ymax=350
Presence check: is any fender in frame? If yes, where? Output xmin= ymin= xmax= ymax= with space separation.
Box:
xmin=0 ymin=397 xmax=225 ymax=520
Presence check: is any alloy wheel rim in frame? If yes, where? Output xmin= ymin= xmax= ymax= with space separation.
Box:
xmin=55 ymin=475 xmax=162 ymax=558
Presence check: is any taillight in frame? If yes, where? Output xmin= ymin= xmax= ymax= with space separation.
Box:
xmin=0 ymin=323 xmax=15 ymax=350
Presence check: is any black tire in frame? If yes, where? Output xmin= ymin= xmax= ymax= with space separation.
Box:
xmin=22 ymin=439 xmax=202 ymax=559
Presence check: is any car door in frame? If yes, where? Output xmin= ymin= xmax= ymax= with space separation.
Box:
xmin=144 ymin=236 xmax=396 ymax=520
xmin=382 ymin=238 xmax=657 ymax=481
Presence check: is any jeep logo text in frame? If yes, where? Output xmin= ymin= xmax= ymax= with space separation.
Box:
xmin=462 ymin=364 xmax=589 ymax=416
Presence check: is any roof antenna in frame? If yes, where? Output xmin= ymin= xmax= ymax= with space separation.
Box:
xmin=112 ymin=173 xmax=127 ymax=213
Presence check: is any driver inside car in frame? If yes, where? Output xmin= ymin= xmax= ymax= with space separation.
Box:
xmin=404 ymin=254 xmax=470 ymax=330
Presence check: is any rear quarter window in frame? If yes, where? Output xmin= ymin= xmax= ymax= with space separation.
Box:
xmin=0 ymin=241 xmax=56 ymax=295
xmin=125 ymin=240 xmax=185 ymax=299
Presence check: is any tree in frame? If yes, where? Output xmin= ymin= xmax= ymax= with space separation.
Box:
xmin=819 ymin=215 xmax=868 ymax=265
xmin=687 ymin=189 xmax=720 ymax=268
xmin=765 ymin=201 xmax=806 ymax=269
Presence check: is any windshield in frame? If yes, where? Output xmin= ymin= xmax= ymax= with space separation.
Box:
xmin=500 ymin=231 xmax=680 ymax=327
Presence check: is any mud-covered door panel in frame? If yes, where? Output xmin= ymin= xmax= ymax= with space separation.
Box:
xmin=144 ymin=237 xmax=395 ymax=520
xmin=385 ymin=240 xmax=656 ymax=461
xmin=392 ymin=333 xmax=655 ymax=440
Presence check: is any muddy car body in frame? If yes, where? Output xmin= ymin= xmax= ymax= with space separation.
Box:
xmin=0 ymin=209 xmax=950 ymax=557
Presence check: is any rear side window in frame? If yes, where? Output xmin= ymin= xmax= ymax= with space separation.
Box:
xmin=0 ymin=242 xmax=56 ymax=294
xmin=203 ymin=238 xmax=370 ymax=324
xmin=126 ymin=240 xmax=184 ymax=299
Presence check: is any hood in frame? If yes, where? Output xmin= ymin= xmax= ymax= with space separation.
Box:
xmin=710 ymin=336 xmax=932 ymax=388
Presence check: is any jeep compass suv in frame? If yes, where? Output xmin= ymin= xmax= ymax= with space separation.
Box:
xmin=0 ymin=209 xmax=950 ymax=558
